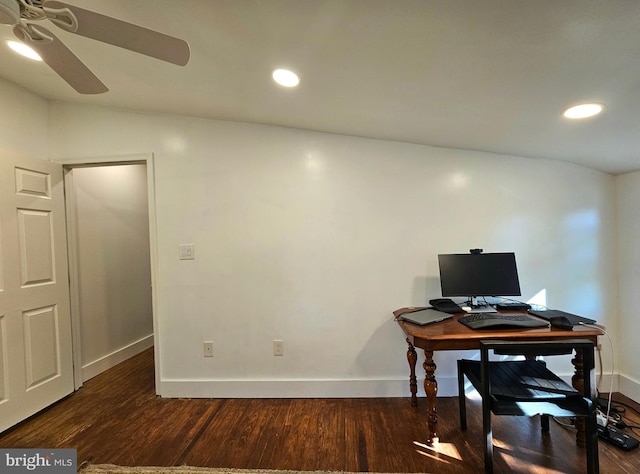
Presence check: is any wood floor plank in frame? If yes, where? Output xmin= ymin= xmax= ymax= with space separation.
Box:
xmin=343 ymin=399 xmax=367 ymax=472
xmin=1 ymin=348 xmax=639 ymax=473
xmin=244 ymin=399 xmax=293 ymax=469
xmin=75 ymin=398 xmax=224 ymax=466
xmin=355 ymin=399 xmax=415 ymax=473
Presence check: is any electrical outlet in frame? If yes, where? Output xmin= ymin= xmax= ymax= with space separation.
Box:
xmin=203 ymin=341 xmax=213 ymax=357
xmin=273 ymin=340 xmax=284 ymax=356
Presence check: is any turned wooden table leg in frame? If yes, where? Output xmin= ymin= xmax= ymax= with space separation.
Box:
xmin=571 ymin=348 xmax=586 ymax=447
xmin=406 ymin=339 xmax=418 ymax=407
xmin=423 ymin=349 xmax=439 ymax=444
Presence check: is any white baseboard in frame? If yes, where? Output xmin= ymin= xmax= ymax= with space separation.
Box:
xmin=156 ymin=372 xmax=636 ymax=401
xmin=618 ymin=374 xmax=640 ymax=403
xmin=82 ymin=334 xmax=154 ymax=382
xmin=157 ymin=375 xmax=464 ymax=399
xmin=158 ymin=378 xmax=410 ymax=399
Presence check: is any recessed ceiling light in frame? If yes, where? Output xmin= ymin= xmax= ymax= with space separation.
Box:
xmin=7 ymin=40 xmax=42 ymax=61
xmin=563 ymin=103 xmax=603 ymax=119
xmin=272 ymin=68 xmax=299 ymax=87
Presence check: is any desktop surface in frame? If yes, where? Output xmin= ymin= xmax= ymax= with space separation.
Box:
xmin=394 ymin=307 xmax=602 ymax=352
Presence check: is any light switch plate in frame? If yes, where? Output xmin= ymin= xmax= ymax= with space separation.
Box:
xmin=179 ymin=243 xmax=195 ymax=260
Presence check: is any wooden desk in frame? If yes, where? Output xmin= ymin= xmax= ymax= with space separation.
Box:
xmin=394 ymin=307 xmax=604 ymax=444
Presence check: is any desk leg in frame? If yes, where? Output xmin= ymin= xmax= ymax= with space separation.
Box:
xmin=423 ymin=350 xmax=439 ymax=444
xmin=406 ymin=339 xmax=418 ymax=407
xmin=571 ymin=349 xmax=586 ymax=447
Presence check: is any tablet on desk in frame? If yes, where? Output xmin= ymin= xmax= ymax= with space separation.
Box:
xmin=399 ymin=308 xmax=453 ymax=326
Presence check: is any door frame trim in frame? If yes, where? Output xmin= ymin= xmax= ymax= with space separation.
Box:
xmin=56 ymin=153 xmax=159 ymax=391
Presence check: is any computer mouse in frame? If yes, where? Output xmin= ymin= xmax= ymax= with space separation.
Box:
xmin=550 ymin=316 xmax=573 ymax=330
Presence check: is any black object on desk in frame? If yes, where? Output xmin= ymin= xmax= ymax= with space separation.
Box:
xmin=458 ymin=312 xmax=549 ymax=330
xmin=529 ymin=309 xmax=596 ymax=326
xmin=496 ymin=302 xmax=531 ymax=311
xmin=550 ymin=316 xmax=574 ymax=330
xmin=429 ymin=298 xmax=463 ymax=314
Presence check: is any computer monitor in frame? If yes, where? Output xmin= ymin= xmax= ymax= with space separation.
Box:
xmin=437 ymin=252 xmax=521 ymax=309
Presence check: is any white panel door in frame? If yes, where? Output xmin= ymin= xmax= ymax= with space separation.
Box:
xmin=0 ymin=153 xmax=74 ymax=433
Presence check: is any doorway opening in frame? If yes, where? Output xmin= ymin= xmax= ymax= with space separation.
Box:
xmin=61 ymin=154 xmax=159 ymax=390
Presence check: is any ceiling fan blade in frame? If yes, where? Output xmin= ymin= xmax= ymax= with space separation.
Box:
xmin=44 ymin=1 xmax=191 ymax=66
xmin=13 ymin=23 xmax=108 ymax=94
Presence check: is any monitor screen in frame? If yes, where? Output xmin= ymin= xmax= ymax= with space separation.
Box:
xmin=437 ymin=252 xmax=521 ymax=298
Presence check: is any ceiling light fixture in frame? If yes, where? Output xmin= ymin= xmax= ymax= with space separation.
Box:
xmin=272 ymin=68 xmax=299 ymax=87
xmin=563 ymin=103 xmax=603 ymax=119
xmin=7 ymin=40 xmax=42 ymax=61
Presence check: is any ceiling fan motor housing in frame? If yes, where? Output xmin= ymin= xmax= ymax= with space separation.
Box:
xmin=0 ymin=0 xmax=20 ymax=25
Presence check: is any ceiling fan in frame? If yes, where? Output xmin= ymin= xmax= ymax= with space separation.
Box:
xmin=0 ymin=0 xmax=190 ymax=94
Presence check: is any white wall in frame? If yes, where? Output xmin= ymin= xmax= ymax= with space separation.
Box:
xmin=67 ymin=164 xmax=153 ymax=381
xmin=616 ymin=171 xmax=640 ymax=401
xmin=0 ymin=79 xmax=48 ymax=159
xmin=46 ymin=101 xmax=621 ymax=398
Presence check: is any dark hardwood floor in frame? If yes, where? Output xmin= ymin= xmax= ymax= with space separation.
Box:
xmin=1 ymin=348 xmax=639 ymax=473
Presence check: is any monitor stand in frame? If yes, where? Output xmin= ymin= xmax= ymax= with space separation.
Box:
xmin=465 ymin=297 xmax=499 ymax=313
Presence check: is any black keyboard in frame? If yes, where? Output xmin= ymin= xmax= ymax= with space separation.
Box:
xmin=458 ymin=313 xmax=549 ymax=330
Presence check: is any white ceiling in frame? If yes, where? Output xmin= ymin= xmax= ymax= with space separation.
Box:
xmin=2 ymin=0 xmax=640 ymax=174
